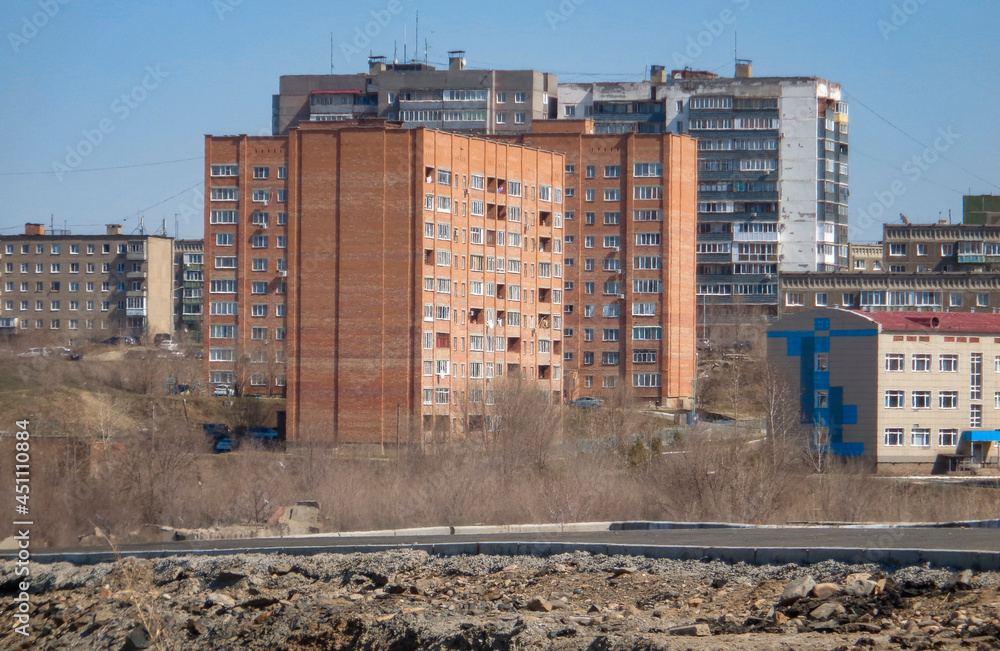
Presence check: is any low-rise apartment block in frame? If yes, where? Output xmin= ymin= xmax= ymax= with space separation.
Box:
xmin=0 ymin=224 xmax=173 ymax=341
xmin=174 ymin=239 xmax=204 ymax=338
xmin=273 ymin=53 xmax=557 ymax=136
xmin=768 ymin=308 xmax=1000 ymax=471
xmin=780 ymin=221 xmax=1000 ymax=315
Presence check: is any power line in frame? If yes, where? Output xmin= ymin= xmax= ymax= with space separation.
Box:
xmin=845 ymin=92 xmax=1000 ymax=192
xmin=0 ymin=156 xmax=202 ymax=176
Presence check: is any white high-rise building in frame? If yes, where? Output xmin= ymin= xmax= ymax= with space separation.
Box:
xmin=559 ymin=64 xmax=849 ymax=312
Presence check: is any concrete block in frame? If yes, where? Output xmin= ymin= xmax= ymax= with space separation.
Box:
xmin=560 ymin=522 xmax=614 ymax=533
xmin=477 ymin=542 xmax=519 ymax=556
xmin=431 ymin=542 xmax=478 ymax=556
xmin=807 ymin=547 xmax=867 ymax=565
xmin=392 ymin=527 xmax=452 ymax=537
xmin=709 ymin=546 xmax=757 ymax=565
xmin=919 ymin=549 xmax=981 ymax=570
xmin=754 ymin=547 xmax=808 ymax=566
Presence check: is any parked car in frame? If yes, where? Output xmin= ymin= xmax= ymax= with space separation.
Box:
xmin=99 ymin=336 xmax=137 ymax=345
xmin=571 ymin=396 xmax=604 ymax=408
xmin=17 ymin=348 xmax=47 ymax=358
xmin=213 ymin=384 xmax=235 ymax=397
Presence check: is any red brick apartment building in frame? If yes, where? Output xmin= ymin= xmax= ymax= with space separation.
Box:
xmin=205 ymin=122 xmax=564 ymax=444
xmin=512 ymin=121 xmax=698 ymax=407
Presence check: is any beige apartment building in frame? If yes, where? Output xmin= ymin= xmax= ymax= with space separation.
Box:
xmin=768 ymin=308 xmax=1000 ymax=472
xmin=0 ymin=224 xmax=174 ymax=341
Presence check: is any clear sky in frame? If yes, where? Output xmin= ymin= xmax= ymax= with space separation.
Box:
xmin=1 ymin=0 xmax=998 ymax=242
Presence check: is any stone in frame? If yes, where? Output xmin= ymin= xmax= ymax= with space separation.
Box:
xmin=124 ymin=624 xmax=152 ymax=650
xmin=809 ymin=619 xmax=841 ymax=632
xmin=610 ymin=567 xmax=637 ymax=576
xmin=810 ymin=602 xmax=847 ymax=621
xmin=92 ymin=608 xmax=114 ymax=627
xmin=947 ymin=569 xmax=974 ymax=591
xmin=845 ymin=572 xmax=872 ymax=584
xmin=779 ymin=576 xmax=816 ymax=606
xmin=186 ymin=618 xmax=207 ymax=637
xmin=525 ymin=598 xmax=552 ymax=612
xmin=811 ymin=583 xmax=842 ymax=599
xmin=668 ymin=623 xmax=711 ymax=636
xmin=205 ymin=593 xmax=236 ymax=609
xmin=688 ymin=597 xmax=703 ymax=607
xmin=845 ymin=580 xmax=878 ymax=598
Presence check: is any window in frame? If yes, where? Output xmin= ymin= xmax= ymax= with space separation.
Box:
xmin=911 ymin=429 xmax=931 ymax=447
xmin=211 ymin=187 xmax=238 ymax=201
xmin=884 ymin=390 xmax=905 ymax=409
xmin=815 ymin=353 xmax=829 ymax=371
xmin=939 ymin=391 xmax=958 ymax=409
xmin=215 ymin=256 xmax=237 ymax=269
xmin=632 ymin=302 xmax=655 ymax=316
xmin=912 ymin=391 xmax=931 ymax=409
xmin=971 ymin=403 xmax=983 ymax=428
xmin=252 ymin=212 xmax=269 ymax=227
xmin=939 ymin=429 xmax=959 ymax=447
xmin=633 ymin=326 xmax=662 ymax=340
xmin=210 ymin=210 xmax=238 ymax=224
xmin=912 ymin=354 xmax=931 ymax=372
xmin=253 ymin=166 xmax=269 ymax=179
xmin=211 ymin=279 xmax=237 ymax=293
xmin=971 ymin=353 xmax=983 ymax=400
xmin=252 ymin=190 xmax=270 ymax=203
xmin=889 ymin=243 xmax=906 ymax=256
xmin=603 ymin=188 xmax=620 ymax=201
xmin=602 ymin=328 xmax=619 ymax=342
xmin=634 ymin=186 xmax=662 ymax=200
xmin=514 ymin=92 xmax=526 ymax=103
xmin=884 ymin=428 xmax=904 ymax=446
xmin=251 ymin=235 xmax=269 ymax=248
xmin=885 ymin=353 xmax=904 ymax=371
xmin=211 ymin=164 xmax=238 ymax=177
xmin=252 ymin=304 xmax=268 ymax=317
xmin=210 ymin=301 xmax=238 ymax=315
xmin=514 ymin=112 xmax=525 ymax=124
xmin=977 ymin=293 xmax=989 ymax=307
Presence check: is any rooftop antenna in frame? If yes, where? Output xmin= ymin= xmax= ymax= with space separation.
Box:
xmin=403 ymin=24 xmax=407 ymax=63
xmin=734 ymin=31 xmax=738 ymax=75
xmin=330 ymin=33 xmax=333 ymax=73
xmin=425 ymin=38 xmax=428 ymax=65
xmin=393 ymin=40 xmax=397 ymax=64
xmin=49 ymin=213 xmax=54 ymax=232
xmin=415 ymin=10 xmax=418 ymax=63
xmin=159 ymin=218 xmax=167 ymax=237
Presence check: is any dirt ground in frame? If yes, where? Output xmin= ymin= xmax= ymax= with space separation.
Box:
xmin=3 ymin=549 xmax=1000 ymax=650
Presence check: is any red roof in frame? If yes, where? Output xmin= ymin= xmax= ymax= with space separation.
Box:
xmin=857 ymin=310 xmax=1000 ymax=334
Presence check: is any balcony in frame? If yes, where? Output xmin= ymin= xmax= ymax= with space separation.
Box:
xmin=125 ymin=307 xmax=147 ymax=317
xmin=126 ymin=270 xmax=147 ymax=279
xmin=126 ymin=244 xmax=146 ymax=261
xmin=959 ymin=255 xmax=985 ymax=264
xmin=732 ymin=231 xmax=779 ymax=243
xmin=126 ymin=288 xmax=146 ymax=297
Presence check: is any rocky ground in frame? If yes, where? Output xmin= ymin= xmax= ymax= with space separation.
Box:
xmin=3 ymin=549 xmax=1000 ymax=650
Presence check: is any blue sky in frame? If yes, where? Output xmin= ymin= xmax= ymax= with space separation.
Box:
xmin=1 ymin=0 xmax=997 ymax=241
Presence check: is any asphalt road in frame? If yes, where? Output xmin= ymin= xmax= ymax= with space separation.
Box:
xmin=23 ymin=526 xmax=1000 ymax=560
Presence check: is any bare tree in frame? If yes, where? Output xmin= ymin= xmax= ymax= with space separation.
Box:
xmin=484 ymin=376 xmax=560 ymax=479
xmin=756 ymin=362 xmax=807 ymax=462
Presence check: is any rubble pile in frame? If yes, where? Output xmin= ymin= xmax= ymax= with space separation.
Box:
xmin=3 ymin=549 xmax=1000 ymax=649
